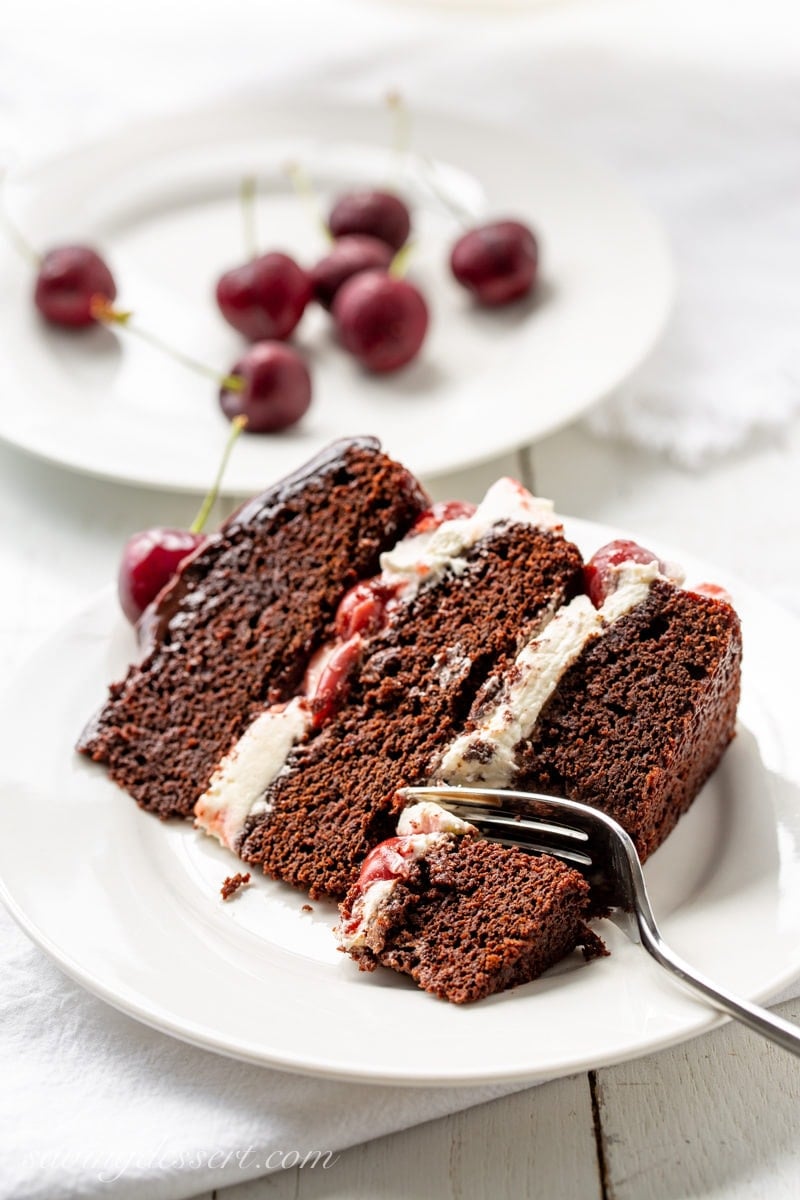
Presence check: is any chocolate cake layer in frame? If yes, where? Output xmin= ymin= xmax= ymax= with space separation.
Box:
xmin=515 ymin=580 xmax=742 ymax=859
xmin=78 ymin=438 xmax=428 ymax=819
xmin=341 ymin=837 xmax=602 ymax=1004
xmin=240 ymin=525 xmax=584 ymax=897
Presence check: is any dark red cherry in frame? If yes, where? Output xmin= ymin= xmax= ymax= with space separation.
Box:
xmin=333 ymin=270 xmax=428 ymax=373
xmin=450 ymin=220 xmax=538 ymax=306
xmin=118 ymin=529 xmax=203 ymax=625
xmin=585 ymin=540 xmax=661 ymax=607
xmin=357 ymin=837 xmax=415 ymax=887
xmin=328 ymin=190 xmax=411 ymax=251
xmin=335 ymin=578 xmax=404 ymax=640
xmin=311 ymin=635 xmax=363 ymax=727
xmin=34 ymin=246 xmax=117 ymax=328
xmin=310 ymin=235 xmax=393 ymax=310
xmin=216 ymin=252 xmax=312 ymax=341
xmin=219 ymin=342 xmax=312 ymax=433
xmin=117 ymin=416 xmax=246 ymax=627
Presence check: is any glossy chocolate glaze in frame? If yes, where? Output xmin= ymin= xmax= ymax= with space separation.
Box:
xmin=78 ymin=436 xmax=430 ymax=819
xmin=138 ymin=437 xmax=415 ymax=653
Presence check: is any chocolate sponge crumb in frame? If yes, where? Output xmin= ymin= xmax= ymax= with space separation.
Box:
xmin=221 ymin=872 xmax=251 ymax=901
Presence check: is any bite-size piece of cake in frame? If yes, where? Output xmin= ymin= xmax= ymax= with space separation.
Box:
xmin=338 ymin=802 xmax=605 ymax=1004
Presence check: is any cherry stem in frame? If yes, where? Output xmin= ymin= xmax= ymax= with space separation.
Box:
xmin=240 ymin=175 xmax=258 ymax=260
xmin=190 ymin=415 xmax=247 ymax=534
xmin=389 ymin=241 xmax=415 ymax=279
xmin=418 ymin=155 xmax=472 ymax=229
xmin=91 ymin=300 xmax=244 ymax=392
xmin=386 ymin=90 xmax=411 ymax=161
xmin=284 ymin=160 xmax=333 ymax=244
xmin=0 ymin=172 xmax=42 ymax=268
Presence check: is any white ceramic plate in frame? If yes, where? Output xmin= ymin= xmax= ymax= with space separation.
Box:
xmin=1 ymin=517 xmax=799 ymax=1086
xmin=0 ymin=98 xmax=673 ymax=494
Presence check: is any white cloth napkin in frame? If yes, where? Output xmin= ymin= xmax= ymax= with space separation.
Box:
xmin=582 ymin=62 xmax=800 ymax=466
xmin=0 ymin=904 xmax=522 ymax=1200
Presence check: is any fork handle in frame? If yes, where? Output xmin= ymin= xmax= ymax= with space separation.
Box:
xmin=637 ymin=919 xmax=800 ymax=1056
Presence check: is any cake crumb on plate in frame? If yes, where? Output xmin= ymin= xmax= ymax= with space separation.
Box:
xmin=220 ymin=872 xmax=251 ymax=901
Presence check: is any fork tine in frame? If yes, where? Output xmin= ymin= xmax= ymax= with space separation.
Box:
xmin=464 ymin=823 xmax=594 ymax=870
xmin=398 ymin=785 xmax=601 ymax=838
xmin=438 ymin=806 xmax=593 ymax=858
xmin=396 ymin=792 xmax=800 ymax=1055
xmin=397 ymin=784 xmax=621 ymax=900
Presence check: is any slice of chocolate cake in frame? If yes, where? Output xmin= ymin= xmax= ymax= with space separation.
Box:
xmin=78 ymin=438 xmax=428 ymax=819
xmin=338 ymin=802 xmax=604 ymax=1004
xmin=434 ymin=539 xmax=742 ymax=861
xmin=77 ymin=444 xmax=743 ymax=1007
xmin=237 ymin=480 xmax=585 ymax=898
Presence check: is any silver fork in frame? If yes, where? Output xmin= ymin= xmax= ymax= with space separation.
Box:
xmin=398 ymin=785 xmax=800 ymax=1056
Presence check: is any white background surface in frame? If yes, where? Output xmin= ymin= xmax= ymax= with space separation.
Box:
xmin=2 ymin=0 xmax=800 ymax=1197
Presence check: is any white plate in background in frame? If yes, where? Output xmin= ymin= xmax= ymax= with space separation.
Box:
xmin=0 ymin=98 xmax=673 ymax=493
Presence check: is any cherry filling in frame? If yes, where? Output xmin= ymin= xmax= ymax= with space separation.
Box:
xmin=358 ymin=837 xmax=418 ymax=886
xmin=341 ymin=836 xmax=421 ymax=936
xmin=410 ymin=499 xmax=477 ymax=535
xmin=311 ymin=499 xmax=478 ymax=727
xmin=690 ymin=581 xmax=733 ymax=605
xmin=311 ymin=635 xmax=363 ymax=728
xmin=584 ymin=539 xmax=663 ymax=608
xmin=335 ymin=578 xmax=404 ymax=640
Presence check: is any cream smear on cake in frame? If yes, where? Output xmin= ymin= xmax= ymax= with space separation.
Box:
xmin=437 ymin=558 xmax=683 ymax=790
xmin=338 ymin=803 xmax=476 ymax=952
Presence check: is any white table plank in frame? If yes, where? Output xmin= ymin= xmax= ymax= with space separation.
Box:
xmin=595 ymin=997 xmax=800 ymax=1200
xmin=216 ymin=1073 xmax=601 ymax=1199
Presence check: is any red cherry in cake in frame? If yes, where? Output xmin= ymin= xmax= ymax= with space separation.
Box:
xmin=341 ymin=835 xmax=415 ymax=936
xmin=585 ymin=540 xmax=661 ymax=608
xmin=216 ymin=252 xmax=312 ymax=341
xmin=690 ymin=581 xmax=734 ymax=606
xmin=310 ymin=235 xmax=394 ymax=311
xmin=311 ymin=635 xmax=363 ymax=728
xmin=219 ymin=342 xmax=312 ymax=433
xmin=118 ymin=529 xmax=204 ymax=625
xmin=333 ymin=270 xmax=428 ymax=373
xmin=34 ymin=246 xmax=117 ymax=328
xmin=328 ymin=190 xmax=411 ymax=251
xmin=335 ymin=578 xmax=404 ymax=640
xmin=450 ymin=220 xmax=538 ymax=307
xmin=411 ymin=500 xmax=477 ymax=535
xmin=357 ymin=837 xmax=415 ymax=887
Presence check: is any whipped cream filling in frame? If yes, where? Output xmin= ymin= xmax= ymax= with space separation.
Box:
xmin=194 ymin=697 xmax=311 ymax=850
xmin=379 ymin=477 xmax=561 ymax=598
xmin=437 ymin=559 xmax=678 ymax=789
xmin=396 ymin=801 xmax=475 ymax=837
xmin=339 ymin=802 xmax=476 ymax=951
xmin=194 ymin=477 xmax=558 ymax=852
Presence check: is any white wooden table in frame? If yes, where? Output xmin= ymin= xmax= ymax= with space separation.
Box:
xmin=2 ymin=417 xmax=798 ymax=1199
